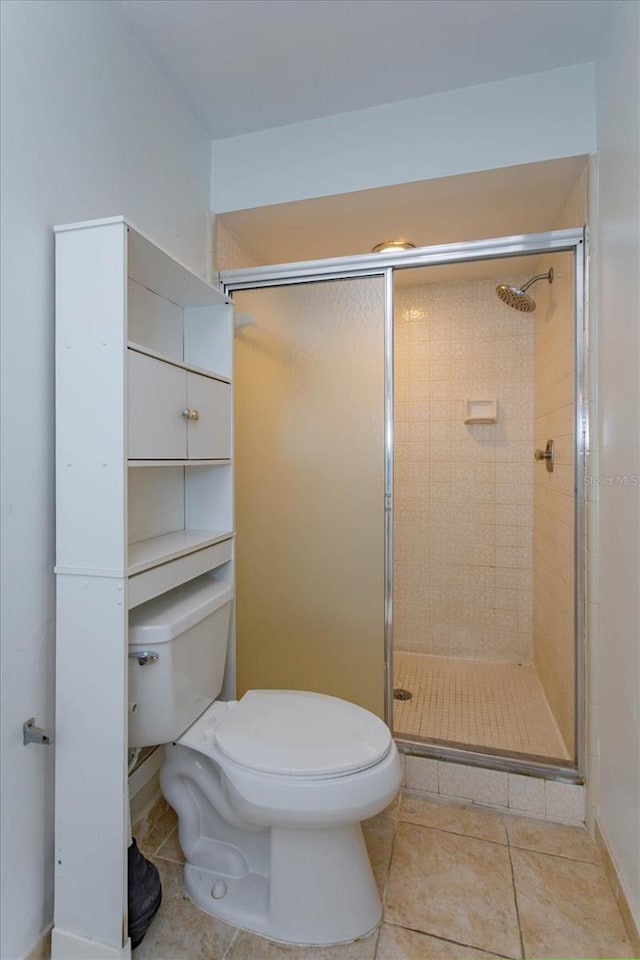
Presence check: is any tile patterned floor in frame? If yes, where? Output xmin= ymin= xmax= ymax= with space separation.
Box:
xmin=393 ymin=652 xmax=570 ymax=761
xmin=132 ymin=792 xmax=635 ymax=960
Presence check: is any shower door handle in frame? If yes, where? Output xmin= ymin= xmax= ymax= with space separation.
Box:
xmin=534 ymin=439 xmax=555 ymax=472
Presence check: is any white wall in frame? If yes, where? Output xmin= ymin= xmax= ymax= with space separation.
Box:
xmin=0 ymin=2 xmax=212 ymax=957
xmin=594 ymin=0 xmax=640 ymax=931
xmin=211 ymin=64 xmax=596 ymax=212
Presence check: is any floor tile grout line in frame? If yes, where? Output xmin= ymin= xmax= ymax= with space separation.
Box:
xmin=398 ymin=818 xmax=510 ymax=849
xmin=221 ymin=927 xmax=239 ymax=960
xmin=371 ymin=920 xmax=384 ymax=959
xmin=381 ymin=919 xmax=518 ymax=960
xmin=400 ymin=809 xmax=599 ymax=865
xmin=507 ymin=841 xmax=527 ymax=960
xmin=507 ymin=842 xmax=601 ymax=866
xmin=152 ymin=852 xmax=185 ymax=866
xmin=380 ymin=814 xmax=400 ymax=906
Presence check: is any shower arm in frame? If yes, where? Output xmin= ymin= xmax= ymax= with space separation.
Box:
xmin=520 ymin=269 xmax=553 ymax=293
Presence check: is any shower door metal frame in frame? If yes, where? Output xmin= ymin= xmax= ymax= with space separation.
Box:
xmin=221 ymin=226 xmax=587 ymax=782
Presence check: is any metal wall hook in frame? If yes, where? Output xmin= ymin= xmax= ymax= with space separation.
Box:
xmin=23 ymin=718 xmax=51 ymax=745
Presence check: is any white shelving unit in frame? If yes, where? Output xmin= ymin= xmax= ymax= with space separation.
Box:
xmin=53 ymin=217 xmax=234 ymax=959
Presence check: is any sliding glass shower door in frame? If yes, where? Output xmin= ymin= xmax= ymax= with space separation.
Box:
xmin=233 ymin=278 xmax=386 ymax=717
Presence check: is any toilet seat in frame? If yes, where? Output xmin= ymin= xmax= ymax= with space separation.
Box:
xmin=198 ymin=690 xmax=392 ymax=778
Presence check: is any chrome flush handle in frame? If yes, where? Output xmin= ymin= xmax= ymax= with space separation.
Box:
xmin=128 ymin=650 xmax=159 ymax=666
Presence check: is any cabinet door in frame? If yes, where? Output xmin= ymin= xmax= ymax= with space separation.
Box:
xmin=128 ymin=351 xmax=187 ymax=459
xmin=186 ymin=373 xmax=231 ymax=459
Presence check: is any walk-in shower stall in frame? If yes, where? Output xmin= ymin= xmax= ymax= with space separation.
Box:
xmin=221 ymin=228 xmax=586 ymax=780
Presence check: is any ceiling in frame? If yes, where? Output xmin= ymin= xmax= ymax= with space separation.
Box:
xmin=117 ymin=0 xmax=610 ymax=139
xmin=218 ymin=156 xmax=587 ymax=278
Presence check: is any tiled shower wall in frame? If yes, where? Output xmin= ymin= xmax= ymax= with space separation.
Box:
xmin=215 ymin=219 xmax=262 ymax=271
xmin=394 ymin=276 xmax=535 ymax=662
xmin=531 ymin=251 xmax=576 ymax=754
xmin=528 ymin=170 xmax=584 ymax=757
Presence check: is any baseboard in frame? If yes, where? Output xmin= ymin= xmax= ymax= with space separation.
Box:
xmin=50 ymin=928 xmax=130 ymax=960
xmin=595 ymin=818 xmax=640 ymax=957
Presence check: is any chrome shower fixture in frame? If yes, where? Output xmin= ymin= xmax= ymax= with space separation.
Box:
xmin=496 ymin=268 xmax=554 ymax=312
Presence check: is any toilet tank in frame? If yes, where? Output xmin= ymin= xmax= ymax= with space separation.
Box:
xmin=128 ymin=577 xmax=233 ymax=748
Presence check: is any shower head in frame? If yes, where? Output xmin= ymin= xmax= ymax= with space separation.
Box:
xmin=496 ymin=268 xmax=554 ymax=312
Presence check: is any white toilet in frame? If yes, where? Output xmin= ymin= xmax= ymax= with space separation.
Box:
xmin=128 ymin=576 xmax=402 ymax=946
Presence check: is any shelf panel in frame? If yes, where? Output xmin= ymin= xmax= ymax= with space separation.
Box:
xmin=128 ymin=529 xmax=233 ymax=576
xmin=128 ymin=459 xmax=231 ymax=467
xmin=55 ymin=216 xmax=229 ymax=307
xmin=127 ymin=341 xmax=231 ymax=383
xmin=129 ymin=538 xmax=233 ymax=608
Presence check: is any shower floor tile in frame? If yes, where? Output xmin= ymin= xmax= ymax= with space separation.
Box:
xmin=393 ymin=652 xmax=570 ymax=761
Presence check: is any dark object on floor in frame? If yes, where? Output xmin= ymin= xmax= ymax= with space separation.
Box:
xmin=128 ymin=838 xmax=162 ymax=949
xmin=394 ymin=688 xmax=413 ymax=701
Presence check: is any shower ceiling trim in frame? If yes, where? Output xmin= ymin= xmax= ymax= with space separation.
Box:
xmin=219 ymin=228 xmax=582 ymax=291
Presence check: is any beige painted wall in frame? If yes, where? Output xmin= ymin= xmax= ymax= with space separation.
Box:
xmin=394 ymin=275 xmax=534 ymax=661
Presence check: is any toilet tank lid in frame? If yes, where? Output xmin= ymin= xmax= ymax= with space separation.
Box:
xmin=129 ymin=579 xmax=233 ymax=645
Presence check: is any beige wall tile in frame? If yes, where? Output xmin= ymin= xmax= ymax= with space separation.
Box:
xmin=533 ymin=258 xmax=576 ymax=758
xmin=508 ymin=774 xmax=546 ymax=816
xmin=394 ymin=278 xmax=534 ymax=662
xmin=438 ymin=764 xmax=508 ymax=808
xmin=405 ymin=756 xmax=439 ymax=793
xmin=545 ymin=781 xmax=586 ymax=823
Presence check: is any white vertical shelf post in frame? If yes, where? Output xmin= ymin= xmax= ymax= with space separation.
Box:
xmin=53 ymin=221 xmax=130 ymax=959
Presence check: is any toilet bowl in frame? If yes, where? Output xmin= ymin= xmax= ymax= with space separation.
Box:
xmin=129 ymin=578 xmax=402 ymax=945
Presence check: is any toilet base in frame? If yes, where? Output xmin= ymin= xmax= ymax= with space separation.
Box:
xmin=183 ymin=822 xmax=381 ymax=945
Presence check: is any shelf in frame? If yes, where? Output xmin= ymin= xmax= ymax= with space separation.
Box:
xmin=54 ymin=215 xmax=235 ymax=952
xmin=128 ymin=529 xmax=233 ymax=576
xmin=54 ymin=216 xmax=230 ymax=308
xmin=128 ymin=459 xmax=232 ymax=467
xmin=128 ymin=341 xmax=231 ymax=383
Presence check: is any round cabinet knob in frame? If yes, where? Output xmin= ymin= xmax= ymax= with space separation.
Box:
xmin=211 ymin=879 xmax=227 ymax=900
xmin=181 ymin=408 xmax=192 ymax=419
xmin=190 ymin=409 xmax=200 ymax=421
